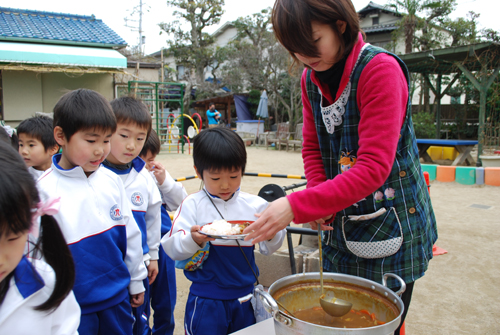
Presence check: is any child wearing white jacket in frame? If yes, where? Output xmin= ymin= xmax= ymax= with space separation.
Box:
xmin=0 ymin=142 xmax=80 ymax=334
xmin=162 ymin=127 xmax=286 ymax=335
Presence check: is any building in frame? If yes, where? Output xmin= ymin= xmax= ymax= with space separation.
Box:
xmin=358 ymin=1 xmax=403 ymax=54
xmin=0 ymin=7 xmax=128 ymax=126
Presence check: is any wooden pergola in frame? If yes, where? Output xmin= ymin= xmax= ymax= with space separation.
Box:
xmin=192 ymin=93 xmax=249 ymax=128
xmin=399 ymin=42 xmax=500 ymax=164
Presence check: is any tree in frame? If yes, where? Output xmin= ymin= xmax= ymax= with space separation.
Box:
xmin=440 ymin=11 xmax=480 ymax=46
xmin=159 ymin=0 xmax=225 ymax=108
xmin=388 ymin=0 xmax=421 ymax=53
xmin=220 ymin=9 xmax=303 ymax=127
xmin=417 ymin=0 xmax=456 ymax=51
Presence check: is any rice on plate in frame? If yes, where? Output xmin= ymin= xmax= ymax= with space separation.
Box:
xmin=201 ymin=219 xmax=244 ymax=235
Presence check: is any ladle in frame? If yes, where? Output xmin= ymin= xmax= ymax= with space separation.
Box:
xmin=317 ymin=224 xmax=353 ymax=317
xmin=276 ymin=300 xmax=296 ymax=318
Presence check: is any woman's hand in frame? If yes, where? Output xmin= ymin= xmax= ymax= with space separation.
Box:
xmin=308 ymin=215 xmax=335 ymax=231
xmin=243 ymin=197 xmax=294 ymax=244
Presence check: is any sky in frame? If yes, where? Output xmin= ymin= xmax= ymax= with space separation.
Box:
xmin=2 ymin=0 xmax=498 ymax=55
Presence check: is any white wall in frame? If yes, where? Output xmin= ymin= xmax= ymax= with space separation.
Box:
xmin=3 ymin=70 xmax=43 ymax=125
xmin=2 ymin=70 xmax=114 ymax=126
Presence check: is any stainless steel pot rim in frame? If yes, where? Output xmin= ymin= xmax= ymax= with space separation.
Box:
xmin=269 ymin=272 xmax=405 ymax=305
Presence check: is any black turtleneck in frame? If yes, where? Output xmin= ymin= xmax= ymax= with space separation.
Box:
xmin=315 ymin=57 xmax=347 ymax=102
xmin=103 ymin=159 xmax=133 ymax=171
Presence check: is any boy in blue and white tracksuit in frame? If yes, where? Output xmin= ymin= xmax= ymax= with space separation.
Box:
xmin=102 ymin=157 xmax=162 ymax=335
xmin=140 ymin=129 xmax=188 ymax=335
xmin=105 ymin=97 xmax=163 ymax=335
xmin=162 ymin=128 xmax=286 ymax=335
xmin=39 ymin=156 xmax=148 ymax=333
xmin=37 ymin=89 xmax=147 ymax=335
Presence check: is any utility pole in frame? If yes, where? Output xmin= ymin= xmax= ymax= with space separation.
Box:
xmin=124 ymin=0 xmax=147 ymax=57
xmin=139 ymin=0 xmax=143 ymax=56
xmin=125 ymin=0 xmax=148 ymax=95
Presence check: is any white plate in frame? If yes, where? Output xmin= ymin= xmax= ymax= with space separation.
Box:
xmin=187 ymin=126 xmax=196 ymax=138
xmin=199 ymin=220 xmax=252 ymax=240
xmin=199 ymin=231 xmax=249 ymax=240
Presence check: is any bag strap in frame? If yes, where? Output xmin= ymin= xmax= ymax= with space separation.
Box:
xmin=203 ymin=189 xmax=260 ymax=285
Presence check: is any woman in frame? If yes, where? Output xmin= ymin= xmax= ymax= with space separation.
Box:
xmin=244 ymin=0 xmax=437 ymax=332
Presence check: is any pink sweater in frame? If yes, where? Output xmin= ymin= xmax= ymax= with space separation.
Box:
xmin=287 ymin=34 xmax=409 ymax=224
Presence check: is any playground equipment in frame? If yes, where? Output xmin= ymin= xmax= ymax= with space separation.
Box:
xmin=126 ymin=80 xmax=199 ymax=154
xmin=165 ymin=113 xmax=200 ymax=153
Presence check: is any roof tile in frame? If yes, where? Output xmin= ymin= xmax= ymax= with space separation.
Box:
xmin=0 ymin=7 xmax=126 ymax=47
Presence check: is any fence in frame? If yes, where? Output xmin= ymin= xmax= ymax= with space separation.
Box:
xmin=484 ymin=123 xmax=500 ymax=149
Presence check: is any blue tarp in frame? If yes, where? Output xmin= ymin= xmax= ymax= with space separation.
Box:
xmin=234 ymin=95 xmax=252 ymax=120
xmin=205 ymin=77 xmax=231 ymax=92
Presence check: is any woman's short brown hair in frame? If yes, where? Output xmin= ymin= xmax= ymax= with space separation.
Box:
xmin=272 ymin=0 xmax=361 ymax=67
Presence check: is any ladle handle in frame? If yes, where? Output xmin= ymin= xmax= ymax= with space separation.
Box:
xmin=382 ymin=273 xmax=407 ymax=296
xmin=317 ymin=224 xmax=323 ymax=295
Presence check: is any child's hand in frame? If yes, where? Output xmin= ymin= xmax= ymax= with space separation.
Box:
xmin=191 ymin=225 xmax=214 ymax=246
xmin=130 ymin=292 xmax=145 ymax=308
xmin=150 ymin=161 xmax=166 ymax=185
xmin=147 ymin=260 xmax=159 ymax=285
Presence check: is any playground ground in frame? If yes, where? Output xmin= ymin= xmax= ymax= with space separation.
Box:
xmin=155 ymin=145 xmax=500 ymax=334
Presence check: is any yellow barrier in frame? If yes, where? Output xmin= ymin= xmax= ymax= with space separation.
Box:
xmin=426 ymin=146 xmax=458 ymax=161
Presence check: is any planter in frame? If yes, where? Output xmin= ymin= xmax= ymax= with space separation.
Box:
xmin=480 ymin=155 xmax=500 ymax=167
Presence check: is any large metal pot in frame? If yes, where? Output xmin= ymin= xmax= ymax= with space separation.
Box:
xmin=255 ymin=273 xmax=405 ymax=335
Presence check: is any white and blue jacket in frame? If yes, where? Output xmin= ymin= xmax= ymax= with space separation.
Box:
xmin=0 ymin=257 xmax=80 ymax=334
xmin=28 ymin=166 xmax=45 ymax=180
xmin=161 ymin=189 xmax=286 ymax=300
xmin=37 ymin=154 xmax=148 ymax=314
xmin=103 ymin=157 xmax=162 ymax=263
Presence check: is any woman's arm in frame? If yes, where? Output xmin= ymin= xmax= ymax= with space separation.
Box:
xmin=245 ymin=54 xmax=408 ymax=243
xmin=287 ymin=54 xmax=408 ymax=224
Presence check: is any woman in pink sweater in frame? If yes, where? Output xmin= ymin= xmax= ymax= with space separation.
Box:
xmin=244 ymin=0 xmax=438 ymax=333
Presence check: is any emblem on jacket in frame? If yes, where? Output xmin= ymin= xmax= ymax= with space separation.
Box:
xmin=339 ymin=149 xmax=357 ymax=174
xmin=110 ymin=204 xmax=123 ymax=221
xmin=131 ymin=192 xmax=144 ymax=206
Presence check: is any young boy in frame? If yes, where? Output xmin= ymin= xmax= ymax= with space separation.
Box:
xmin=102 ymin=96 xmax=162 ymax=335
xmin=161 ymin=127 xmax=286 ymax=334
xmin=139 ymin=129 xmax=187 ymax=335
xmin=37 ymin=89 xmax=148 ymax=335
xmin=17 ymin=115 xmax=60 ymax=179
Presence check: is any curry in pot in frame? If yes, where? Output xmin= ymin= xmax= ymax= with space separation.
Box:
xmin=272 ymin=280 xmax=399 ymax=329
xmin=293 ymin=307 xmax=388 ymax=328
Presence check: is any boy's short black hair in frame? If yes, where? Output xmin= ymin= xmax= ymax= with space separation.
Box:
xmin=53 ymin=89 xmax=116 ymax=140
xmin=140 ymin=129 xmax=161 ymax=158
xmin=17 ymin=115 xmax=59 ymax=151
xmin=193 ymin=127 xmax=246 ymax=178
xmin=110 ymin=96 xmax=152 ymax=138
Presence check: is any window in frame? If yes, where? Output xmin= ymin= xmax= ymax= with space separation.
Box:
xmin=177 ymin=65 xmax=185 ymax=80
xmin=372 ymin=17 xmax=379 ymax=25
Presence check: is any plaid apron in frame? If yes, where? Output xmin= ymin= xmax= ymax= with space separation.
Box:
xmin=306 ymin=44 xmax=438 ymax=288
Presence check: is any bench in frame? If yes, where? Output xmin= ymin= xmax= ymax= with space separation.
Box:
xmin=266 ymin=122 xmax=289 ymax=150
xmin=235 ymin=131 xmax=256 ymax=146
xmin=286 ymin=123 xmax=304 ymax=151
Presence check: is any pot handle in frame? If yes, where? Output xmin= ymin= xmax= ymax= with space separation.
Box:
xmin=382 ymin=273 xmax=406 ymax=297
xmin=254 ymin=287 xmax=293 ymax=326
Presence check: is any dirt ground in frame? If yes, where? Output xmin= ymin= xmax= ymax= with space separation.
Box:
xmin=154 ymin=145 xmax=500 ymax=334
